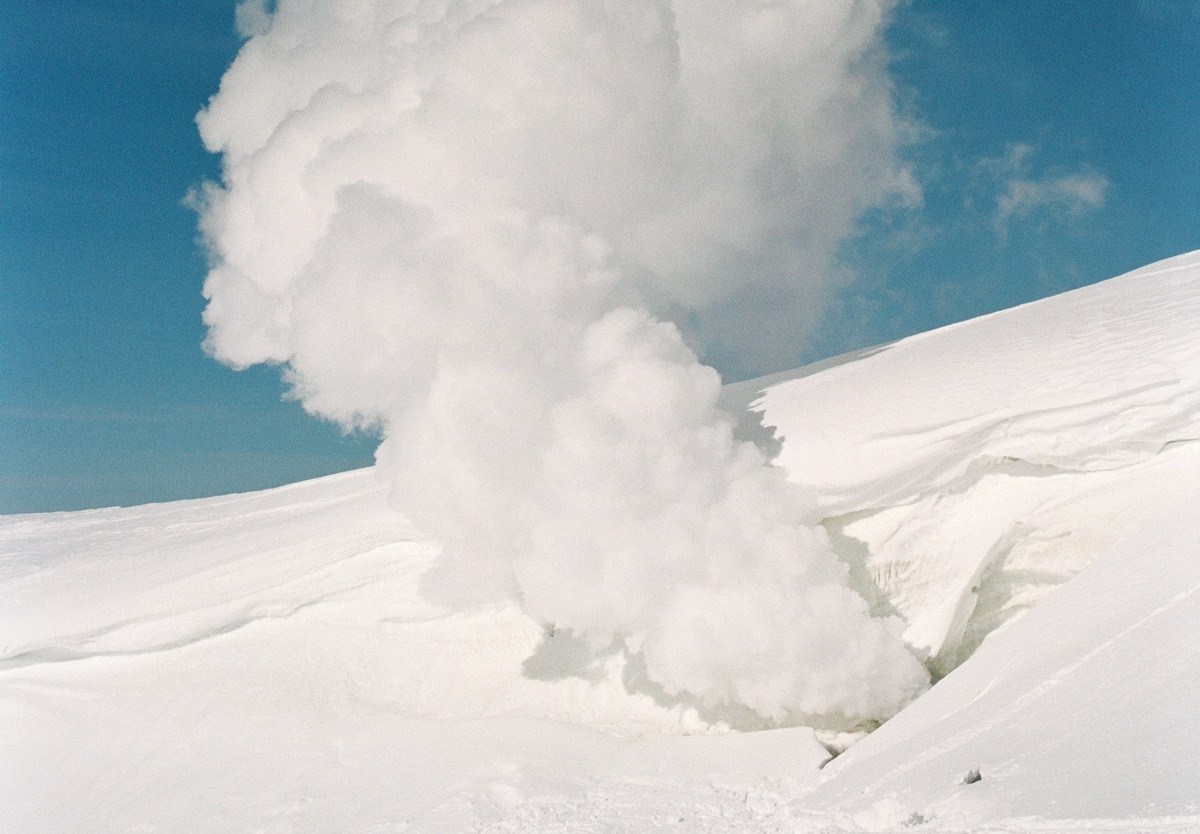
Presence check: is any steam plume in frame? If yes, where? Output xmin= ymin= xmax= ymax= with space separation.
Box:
xmin=196 ymin=0 xmax=927 ymax=724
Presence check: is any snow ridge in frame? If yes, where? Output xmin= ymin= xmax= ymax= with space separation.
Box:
xmin=748 ymin=250 xmax=1200 ymax=672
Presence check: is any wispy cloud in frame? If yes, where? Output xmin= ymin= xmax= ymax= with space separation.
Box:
xmin=980 ymin=143 xmax=1109 ymax=240
xmin=234 ymin=0 xmax=274 ymax=38
xmin=1138 ymin=0 xmax=1200 ymax=27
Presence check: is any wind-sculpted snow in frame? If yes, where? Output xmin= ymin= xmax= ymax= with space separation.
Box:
xmin=744 ymin=250 xmax=1200 ymax=674
xmin=0 ymin=471 xmax=423 ymax=666
xmin=0 ymin=470 xmax=706 ymax=737
xmin=0 ymin=469 xmax=838 ymax=833
xmin=192 ymin=0 xmax=927 ymax=725
xmin=4 ymin=253 xmax=1200 ymax=831
xmin=803 ymin=493 xmax=1200 ymax=825
xmin=757 ymin=252 xmax=1200 ymax=512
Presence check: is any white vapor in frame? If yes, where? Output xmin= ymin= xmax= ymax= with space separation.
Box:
xmin=984 ymin=143 xmax=1109 ymax=239
xmin=196 ymin=0 xmax=928 ymax=725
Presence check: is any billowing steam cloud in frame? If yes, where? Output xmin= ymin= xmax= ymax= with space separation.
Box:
xmin=196 ymin=0 xmax=928 ymax=724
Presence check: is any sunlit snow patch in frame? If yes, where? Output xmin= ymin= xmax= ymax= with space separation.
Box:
xmin=730 ymin=249 xmax=1200 ymax=678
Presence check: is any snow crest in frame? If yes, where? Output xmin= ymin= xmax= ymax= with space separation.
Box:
xmin=747 ymin=250 xmax=1200 ymax=673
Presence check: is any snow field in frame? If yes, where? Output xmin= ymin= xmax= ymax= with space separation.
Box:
xmin=4 ymin=251 xmax=1200 ymax=831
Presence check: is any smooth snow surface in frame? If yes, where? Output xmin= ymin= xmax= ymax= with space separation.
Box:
xmin=736 ymin=249 xmax=1200 ymax=676
xmin=5 ymin=251 xmax=1200 ymax=832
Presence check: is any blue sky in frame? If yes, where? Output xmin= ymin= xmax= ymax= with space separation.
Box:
xmin=819 ymin=0 xmax=1200 ymax=356
xmin=3 ymin=0 xmax=1199 ymax=513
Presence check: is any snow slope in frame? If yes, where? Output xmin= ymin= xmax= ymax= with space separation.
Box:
xmin=728 ymin=249 xmax=1200 ymax=677
xmin=803 ymin=493 xmax=1200 ymax=827
xmin=0 ymin=468 xmax=832 ymax=832
xmin=4 ymin=251 xmax=1200 ymax=832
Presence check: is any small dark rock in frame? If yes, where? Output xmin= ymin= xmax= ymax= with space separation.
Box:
xmin=961 ymin=768 xmax=982 ymax=785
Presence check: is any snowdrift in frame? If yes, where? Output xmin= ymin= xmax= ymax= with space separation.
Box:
xmin=725 ymin=249 xmax=1200 ymax=679
xmin=3 ymin=251 xmax=1200 ymax=832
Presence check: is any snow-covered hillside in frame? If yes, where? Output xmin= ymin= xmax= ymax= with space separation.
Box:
xmin=3 ymin=252 xmax=1200 ymax=832
xmin=727 ymin=250 xmax=1200 ymax=680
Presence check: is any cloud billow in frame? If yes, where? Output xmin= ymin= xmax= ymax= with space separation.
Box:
xmin=195 ymin=0 xmax=927 ymax=725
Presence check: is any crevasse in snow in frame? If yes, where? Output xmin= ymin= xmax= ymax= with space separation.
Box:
xmin=730 ymin=249 xmax=1200 ymax=676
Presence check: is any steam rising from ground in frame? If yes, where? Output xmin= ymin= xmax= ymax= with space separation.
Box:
xmin=196 ymin=0 xmax=927 ymax=724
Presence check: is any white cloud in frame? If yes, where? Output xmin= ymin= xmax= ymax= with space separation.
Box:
xmin=195 ymin=0 xmax=929 ymax=725
xmin=984 ymin=143 xmax=1109 ymax=238
xmin=233 ymin=0 xmax=275 ymax=38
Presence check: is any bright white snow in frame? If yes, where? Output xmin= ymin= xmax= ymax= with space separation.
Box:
xmin=805 ymin=490 xmax=1200 ymax=826
xmin=732 ymin=249 xmax=1200 ymax=677
xmin=3 ymin=251 xmax=1200 ymax=832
